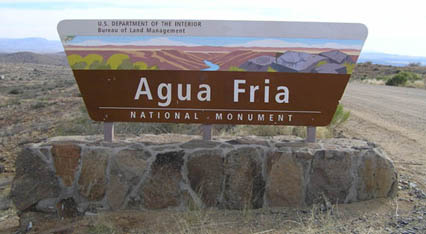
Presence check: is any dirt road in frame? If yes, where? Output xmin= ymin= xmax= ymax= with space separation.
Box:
xmin=340 ymin=82 xmax=426 ymax=189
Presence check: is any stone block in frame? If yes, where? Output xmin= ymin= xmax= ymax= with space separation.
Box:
xmin=141 ymin=151 xmax=184 ymax=209
xmin=11 ymin=148 xmax=60 ymax=211
xmin=78 ymin=148 xmax=109 ymax=201
xmin=223 ymin=147 xmax=264 ymax=209
xmin=357 ymin=149 xmax=398 ymax=200
xmin=187 ymin=150 xmax=224 ymax=207
xmin=265 ymin=151 xmax=304 ymax=207
xmin=306 ymin=150 xmax=354 ymax=204
xmin=106 ymin=149 xmax=151 ymax=210
xmin=11 ymin=136 xmax=399 ymax=212
xmin=51 ymin=143 xmax=81 ymax=186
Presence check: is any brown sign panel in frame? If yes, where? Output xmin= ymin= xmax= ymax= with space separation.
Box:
xmin=58 ymin=20 xmax=367 ymax=126
xmin=74 ymin=70 xmax=349 ymax=126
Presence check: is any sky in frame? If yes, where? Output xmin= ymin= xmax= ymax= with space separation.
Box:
xmin=1 ymin=0 xmax=426 ymax=57
xmin=67 ymin=36 xmax=364 ymax=50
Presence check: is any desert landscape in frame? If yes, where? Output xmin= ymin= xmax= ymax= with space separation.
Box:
xmin=0 ymin=52 xmax=425 ymax=233
xmin=62 ymin=35 xmax=360 ymax=74
xmin=64 ymin=45 xmax=358 ymax=74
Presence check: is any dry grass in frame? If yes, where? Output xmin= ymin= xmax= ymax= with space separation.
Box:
xmin=406 ymin=80 xmax=425 ymax=89
xmin=52 ymin=200 xmax=397 ymax=234
xmin=362 ymin=79 xmax=386 ymax=85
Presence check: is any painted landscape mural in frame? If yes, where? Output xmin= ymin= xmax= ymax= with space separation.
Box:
xmin=62 ymin=36 xmax=363 ymax=74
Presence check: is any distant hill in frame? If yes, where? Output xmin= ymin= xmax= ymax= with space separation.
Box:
xmin=359 ymin=52 xmax=426 ymax=66
xmin=0 ymin=52 xmax=68 ymax=66
xmin=0 ymin=38 xmax=63 ymax=53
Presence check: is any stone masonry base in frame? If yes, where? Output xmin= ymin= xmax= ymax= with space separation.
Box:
xmin=11 ymin=136 xmax=398 ymax=215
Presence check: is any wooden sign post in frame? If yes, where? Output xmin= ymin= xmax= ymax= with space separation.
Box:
xmin=58 ymin=20 xmax=367 ymax=142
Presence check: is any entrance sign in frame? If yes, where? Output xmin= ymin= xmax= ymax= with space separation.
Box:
xmin=58 ymin=20 xmax=367 ymax=126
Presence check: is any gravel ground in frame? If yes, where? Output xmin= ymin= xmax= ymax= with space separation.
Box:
xmin=341 ymin=82 xmax=426 ymax=189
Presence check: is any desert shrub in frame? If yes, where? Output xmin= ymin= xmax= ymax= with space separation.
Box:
xmin=67 ymin=54 xmax=83 ymax=66
xmin=386 ymin=73 xmax=408 ymax=86
xmin=229 ymin=66 xmax=245 ymax=71
xmin=398 ymin=71 xmax=420 ymax=81
xmin=134 ymin=61 xmax=148 ymax=69
xmin=316 ymin=60 xmax=328 ymax=67
xmin=117 ymin=59 xmax=135 ymax=70
xmin=82 ymin=54 xmax=104 ymax=68
xmin=8 ymin=89 xmax=21 ymax=95
xmin=344 ymin=62 xmax=355 ymax=74
xmin=107 ymin=54 xmax=130 ymax=69
xmin=71 ymin=61 xmax=87 ymax=69
xmin=329 ymin=104 xmax=350 ymax=128
xmin=386 ymin=72 xmax=421 ymax=86
xmin=32 ymin=102 xmax=46 ymax=109
xmin=89 ymin=61 xmax=111 ymax=70
xmin=267 ymin=66 xmax=277 ymax=72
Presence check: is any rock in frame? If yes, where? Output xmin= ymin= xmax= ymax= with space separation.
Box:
xmin=306 ymin=149 xmax=355 ymax=204
xmin=11 ymin=136 xmax=399 ymax=211
xmin=17 ymin=211 xmax=58 ymax=233
xmin=35 ymin=198 xmax=57 ymax=213
xmin=0 ymin=177 xmax=12 ymax=187
xmin=57 ymin=198 xmax=79 ymax=218
xmin=141 ymin=151 xmax=185 ymax=209
xmin=113 ymin=148 xmax=151 ymax=182
xmin=78 ymin=148 xmax=109 ymax=201
xmin=313 ymin=63 xmax=347 ymax=74
xmin=181 ymin=139 xmax=220 ymax=149
xmin=265 ymin=151 xmax=304 ymax=207
xmin=17 ymin=212 xmax=36 ymax=233
xmin=414 ymin=188 xmax=426 ymax=199
xmin=106 ymin=148 xmax=151 ymax=210
xmin=319 ymin=50 xmax=353 ymax=64
xmin=226 ymin=137 xmax=270 ymax=147
xmin=51 ymin=143 xmax=81 ymax=186
xmin=271 ymin=51 xmax=327 ymax=73
xmin=0 ymin=197 xmax=11 ymax=210
xmin=106 ymin=170 xmax=130 ymax=210
xmin=187 ymin=150 xmax=224 ymax=207
xmin=239 ymin=56 xmax=276 ymax=71
xmin=11 ymin=147 xmax=60 ymax=211
xmin=223 ymin=147 xmax=264 ymax=209
xmin=357 ymin=149 xmax=398 ymax=200
xmin=0 ymin=164 xmax=4 ymax=173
